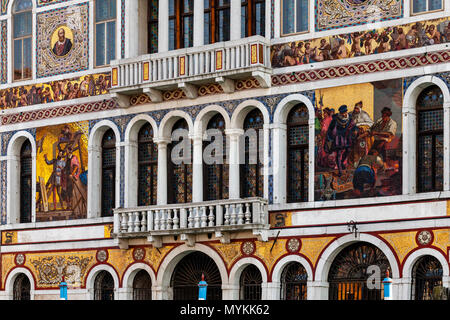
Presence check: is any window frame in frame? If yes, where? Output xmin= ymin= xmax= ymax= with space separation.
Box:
xmin=137 ymin=123 xmax=158 ymax=207
xmin=241 ymin=0 xmax=266 ymax=38
xmin=410 ymin=0 xmax=444 ymax=16
xmin=280 ymin=0 xmax=310 ymax=37
xmin=94 ymin=0 xmax=117 ymax=68
xmin=101 ymin=129 xmax=117 ymax=217
xmin=19 ymin=140 xmax=32 ymax=224
xmin=204 ymin=0 xmax=231 ymax=45
xmin=148 ymin=0 xmax=159 ymax=54
xmin=12 ymin=0 xmax=33 ymax=82
xmin=169 ymin=0 xmax=194 ymax=50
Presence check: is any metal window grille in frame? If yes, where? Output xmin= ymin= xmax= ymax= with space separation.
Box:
xmin=412 ymin=255 xmax=444 ymax=300
xmin=101 ymin=129 xmax=116 ymax=217
xmin=94 ymin=271 xmax=115 ymax=300
xmin=240 ymin=264 xmax=262 ymax=300
xmin=281 ymin=262 xmax=308 ymax=300
xmin=133 ymin=270 xmax=152 ymax=300
xmin=13 ymin=274 xmax=31 ymax=300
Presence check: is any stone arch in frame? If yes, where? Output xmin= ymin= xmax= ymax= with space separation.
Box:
xmin=229 ymin=257 xmax=269 ymax=300
xmin=87 ymin=120 xmax=121 ymax=218
xmin=272 ymin=94 xmax=316 ymax=204
xmin=271 ymin=254 xmax=313 ymax=300
xmin=155 ymin=243 xmax=228 ymax=300
xmin=230 ymin=99 xmax=270 ymax=130
xmin=158 ymin=110 xmax=194 ymax=140
xmin=401 ymin=248 xmax=450 ymax=300
xmin=4 ymin=267 xmax=35 ymax=300
xmin=85 ymin=264 xmax=120 ymax=300
xmin=193 ymin=105 xmax=231 ymax=137
xmin=122 ymin=263 xmax=157 ymax=300
xmin=402 ymin=76 xmax=450 ymax=194
xmin=314 ymin=234 xmax=399 ymax=299
xmin=123 ymin=115 xmax=159 ymax=207
xmin=7 ymin=131 xmax=36 ymax=224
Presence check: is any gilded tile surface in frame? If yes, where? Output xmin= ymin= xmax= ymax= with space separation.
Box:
xmin=300 ymin=236 xmax=336 ymax=268
xmin=379 ymin=231 xmax=418 ymax=264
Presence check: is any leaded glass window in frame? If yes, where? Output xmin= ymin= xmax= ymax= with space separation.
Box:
xmin=412 ymin=0 xmax=442 ymax=14
xmin=20 ymin=140 xmax=32 ymax=223
xmin=13 ymin=0 xmax=32 ymax=81
xmin=204 ymin=0 xmax=230 ymax=44
xmin=138 ymin=123 xmax=157 ymax=206
xmin=287 ymin=103 xmax=309 ymax=203
xmin=417 ymin=85 xmax=444 ymax=193
xmin=239 ymin=265 xmax=262 ymax=300
xmin=412 ymin=255 xmax=443 ymax=300
xmin=169 ymin=0 xmax=194 ymax=50
xmin=241 ymin=0 xmax=265 ymax=38
xmin=328 ymin=242 xmax=391 ymax=300
xmin=241 ymin=109 xmax=264 ymax=198
xmin=148 ymin=0 xmax=159 ymax=53
xmin=168 ymin=119 xmax=192 ymax=204
xmin=101 ymin=129 xmax=116 ymax=217
xmin=204 ymin=113 xmax=228 ymax=201
xmin=282 ymin=0 xmax=308 ymax=35
xmin=281 ymin=262 xmax=308 ymax=300
xmin=95 ymin=0 xmax=116 ymax=67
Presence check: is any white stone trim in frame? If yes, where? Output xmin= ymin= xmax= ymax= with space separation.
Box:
xmin=87 ymin=120 xmax=122 ymax=218
xmin=228 ymin=256 xmax=269 ymax=300
xmin=4 ymin=267 xmax=36 ymax=300
xmin=121 ymin=262 xmax=157 ymax=300
xmin=85 ymin=264 xmax=121 ymax=300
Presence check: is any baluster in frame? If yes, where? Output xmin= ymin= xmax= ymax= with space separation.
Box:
xmin=215 ymin=204 xmax=223 ymax=226
xmin=133 ymin=211 xmax=141 ymax=232
xmin=166 ymin=209 xmax=173 ymax=230
xmin=244 ymin=203 xmax=252 ymax=224
xmin=140 ymin=211 xmax=147 ymax=232
xmin=224 ymin=204 xmax=230 ymax=225
xmin=160 ymin=209 xmax=166 ymax=230
xmin=154 ymin=209 xmax=160 ymax=231
xmin=194 ymin=207 xmax=201 ymax=228
xmin=168 ymin=57 xmax=173 ymax=80
xmin=127 ymin=212 xmax=134 ymax=233
xmin=120 ymin=212 xmax=128 ymax=232
xmin=230 ymin=204 xmax=237 ymax=225
xmin=237 ymin=204 xmax=244 ymax=225
xmin=208 ymin=206 xmax=215 ymax=227
xmin=201 ymin=206 xmax=208 ymax=228
xmin=180 ymin=208 xmax=187 ymax=228
xmin=173 ymin=209 xmax=179 ymax=230
xmin=188 ymin=207 xmax=194 ymax=228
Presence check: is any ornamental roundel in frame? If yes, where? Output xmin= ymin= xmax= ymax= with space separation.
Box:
xmin=286 ymin=238 xmax=302 ymax=253
xmin=241 ymin=241 xmax=256 ymax=256
xmin=96 ymin=249 xmax=109 ymax=263
xmin=416 ymin=230 xmax=434 ymax=246
xmin=15 ymin=253 xmax=26 ymax=266
xmin=133 ymin=247 xmax=146 ymax=261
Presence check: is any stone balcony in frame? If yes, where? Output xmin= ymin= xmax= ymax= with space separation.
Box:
xmin=109 ymin=36 xmax=272 ymax=105
xmin=112 ymin=197 xmax=270 ymax=248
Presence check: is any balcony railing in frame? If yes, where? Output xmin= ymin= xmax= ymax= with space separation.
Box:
xmin=110 ymin=36 xmax=272 ymax=95
xmin=113 ymin=197 xmax=269 ymax=247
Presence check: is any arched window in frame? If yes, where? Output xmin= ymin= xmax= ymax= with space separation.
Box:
xmin=101 ymin=129 xmax=116 ymax=217
xmin=240 ymin=264 xmax=262 ymax=300
xmin=241 ymin=109 xmax=264 ymax=198
xmin=169 ymin=0 xmax=194 ymax=50
xmin=328 ymin=242 xmax=391 ymax=300
xmin=412 ymin=255 xmax=443 ymax=300
xmin=13 ymin=274 xmax=30 ymax=300
xmin=138 ymin=123 xmax=157 ymax=206
xmin=204 ymin=0 xmax=230 ymax=44
xmin=20 ymin=140 xmax=32 ymax=223
xmin=204 ymin=113 xmax=228 ymax=201
xmin=94 ymin=271 xmax=115 ymax=300
xmin=241 ymin=0 xmax=265 ymax=38
xmin=171 ymin=252 xmax=222 ymax=300
xmin=168 ymin=119 xmax=192 ymax=204
xmin=13 ymin=0 xmax=33 ymax=81
xmin=95 ymin=0 xmax=117 ymax=67
xmin=287 ymin=104 xmax=309 ymax=203
xmin=417 ymin=85 xmax=444 ymax=193
xmin=281 ymin=262 xmax=308 ymax=300
xmin=133 ymin=270 xmax=152 ymax=300
xmin=148 ymin=0 xmax=159 ymax=53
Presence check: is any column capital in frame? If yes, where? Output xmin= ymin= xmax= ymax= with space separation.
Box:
xmin=154 ymin=137 xmax=171 ymax=145
xmin=225 ymin=128 xmax=244 ymax=137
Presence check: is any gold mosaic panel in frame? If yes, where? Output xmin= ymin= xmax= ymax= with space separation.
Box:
xmin=379 ymin=231 xmax=418 ymax=265
xmin=299 ymin=236 xmax=336 ymax=268
xmin=254 ymin=239 xmax=288 ymax=273
xmin=210 ymin=242 xmax=242 ymax=269
xmin=432 ymin=229 xmax=450 ymax=253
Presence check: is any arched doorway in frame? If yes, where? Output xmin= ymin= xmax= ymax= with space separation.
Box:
xmin=133 ymin=270 xmax=152 ymax=300
xmin=412 ymin=255 xmax=444 ymax=300
xmin=171 ymin=252 xmax=222 ymax=300
xmin=328 ymin=242 xmax=390 ymax=300
xmin=240 ymin=264 xmax=262 ymax=300
xmin=13 ymin=274 xmax=30 ymax=300
xmin=281 ymin=262 xmax=308 ymax=300
xmin=94 ymin=271 xmax=115 ymax=300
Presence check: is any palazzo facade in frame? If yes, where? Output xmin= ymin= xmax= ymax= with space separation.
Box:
xmin=0 ymin=0 xmax=450 ymax=300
